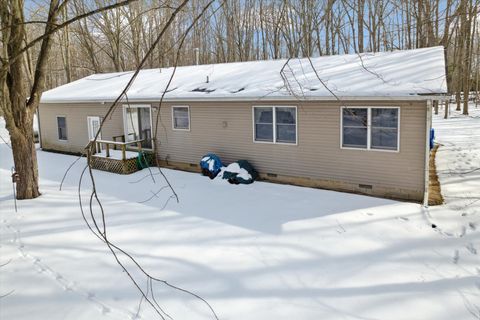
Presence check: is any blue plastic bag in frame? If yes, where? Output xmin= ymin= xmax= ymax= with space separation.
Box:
xmin=200 ymin=154 xmax=224 ymax=179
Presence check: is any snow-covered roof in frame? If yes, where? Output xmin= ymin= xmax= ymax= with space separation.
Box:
xmin=41 ymin=46 xmax=447 ymax=103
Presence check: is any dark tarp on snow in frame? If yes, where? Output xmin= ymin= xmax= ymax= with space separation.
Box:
xmin=222 ymin=160 xmax=258 ymax=184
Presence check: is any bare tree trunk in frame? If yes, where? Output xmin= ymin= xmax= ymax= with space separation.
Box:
xmin=477 ymin=28 xmax=479 ymax=109
xmin=454 ymin=16 xmax=463 ymax=111
xmin=9 ymin=120 xmax=40 ymax=199
xmin=462 ymin=0 xmax=477 ymax=115
xmin=0 ymin=0 xmax=46 ymax=199
xmin=357 ymin=0 xmax=365 ymax=53
xmin=61 ymin=4 xmax=72 ymax=83
xmin=324 ymin=0 xmax=334 ymax=55
xmin=455 ymin=91 xmax=462 ymax=111
xmin=461 ymin=0 xmax=471 ymax=115
xmin=405 ymin=1 xmax=413 ymax=49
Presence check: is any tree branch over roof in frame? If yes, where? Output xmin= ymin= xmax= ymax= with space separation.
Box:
xmin=1 ymin=0 xmax=137 ymax=73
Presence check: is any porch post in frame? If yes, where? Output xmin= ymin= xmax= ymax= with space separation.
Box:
xmin=121 ymin=144 xmax=126 ymax=160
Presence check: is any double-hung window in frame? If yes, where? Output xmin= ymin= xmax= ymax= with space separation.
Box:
xmin=341 ymin=107 xmax=399 ymax=151
xmin=57 ymin=116 xmax=68 ymax=141
xmin=253 ymin=106 xmax=297 ymax=144
xmin=172 ymin=106 xmax=190 ymax=130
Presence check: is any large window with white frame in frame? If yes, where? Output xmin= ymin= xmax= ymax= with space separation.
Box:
xmin=253 ymin=106 xmax=297 ymax=144
xmin=56 ymin=116 xmax=68 ymax=141
xmin=341 ymin=107 xmax=399 ymax=151
xmin=172 ymin=106 xmax=190 ymax=131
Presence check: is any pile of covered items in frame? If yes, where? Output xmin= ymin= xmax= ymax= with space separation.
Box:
xmin=200 ymin=154 xmax=258 ymax=184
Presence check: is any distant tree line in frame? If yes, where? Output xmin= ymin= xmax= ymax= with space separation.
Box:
xmin=21 ymin=0 xmax=478 ymax=115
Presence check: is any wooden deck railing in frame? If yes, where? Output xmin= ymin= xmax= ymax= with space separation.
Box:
xmin=112 ymin=134 xmax=125 ymax=150
xmin=93 ymin=138 xmax=155 ymax=161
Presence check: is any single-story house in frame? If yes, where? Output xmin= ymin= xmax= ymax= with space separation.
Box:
xmin=38 ymin=46 xmax=447 ymax=202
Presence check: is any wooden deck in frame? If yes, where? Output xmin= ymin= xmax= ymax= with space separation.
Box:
xmin=90 ymin=139 xmax=156 ymax=174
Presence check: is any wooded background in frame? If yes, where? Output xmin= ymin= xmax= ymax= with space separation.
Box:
xmin=17 ymin=0 xmax=480 ymax=113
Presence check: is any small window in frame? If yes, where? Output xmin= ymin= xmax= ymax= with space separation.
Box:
xmin=371 ymin=108 xmax=399 ymax=150
xmin=253 ymin=106 xmax=297 ymax=144
xmin=57 ymin=116 xmax=67 ymax=140
xmin=172 ymin=106 xmax=190 ymax=130
xmin=342 ymin=108 xmax=367 ymax=148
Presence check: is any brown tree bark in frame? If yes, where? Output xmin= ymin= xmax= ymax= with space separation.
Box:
xmin=9 ymin=119 xmax=40 ymax=199
xmin=357 ymin=0 xmax=365 ymax=53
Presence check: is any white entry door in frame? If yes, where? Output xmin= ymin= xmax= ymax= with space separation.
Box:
xmin=87 ymin=116 xmax=102 ymax=147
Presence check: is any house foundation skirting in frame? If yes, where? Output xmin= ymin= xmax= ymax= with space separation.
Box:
xmin=91 ymin=153 xmax=155 ymax=174
xmin=157 ymin=159 xmax=423 ymax=202
xmin=90 ymin=156 xmax=138 ymax=174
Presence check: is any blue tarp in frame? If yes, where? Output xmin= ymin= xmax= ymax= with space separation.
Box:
xmin=430 ymin=128 xmax=435 ymax=150
xmin=200 ymin=153 xmax=224 ymax=179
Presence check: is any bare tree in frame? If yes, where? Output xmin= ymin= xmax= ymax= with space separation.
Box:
xmin=0 ymin=0 xmax=137 ymax=200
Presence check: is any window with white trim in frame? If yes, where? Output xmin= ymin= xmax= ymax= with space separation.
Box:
xmin=342 ymin=108 xmax=368 ymax=148
xmin=341 ymin=107 xmax=399 ymax=151
xmin=172 ymin=106 xmax=190 ymax=130
xmin=254 ymin=106 xmax=297 ymax=144
xmin=254 ymin=107 xmax=273 ymax=142
xmin=57 ymin=116 xmax=67 ymax=140
xmin=371 ymin=108 xmax=399 ymax=150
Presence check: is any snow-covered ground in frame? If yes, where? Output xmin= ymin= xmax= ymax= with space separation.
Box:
xmin=0 ymin=107 xmax=479 ymax=320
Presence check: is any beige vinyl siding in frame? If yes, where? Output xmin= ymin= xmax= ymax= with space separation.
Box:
xmin=38 ymin=103 xmax=124 ymax=153
xmin=38 ymin=100 xmax=426 ymax=200
xmin=156 ymin=101 xmax=426 ymax=199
